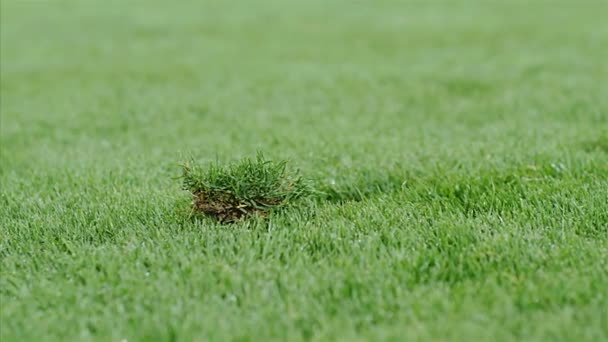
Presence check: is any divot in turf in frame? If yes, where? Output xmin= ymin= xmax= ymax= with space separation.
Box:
xmin=181 ymin=153 xmax=311 ymax=223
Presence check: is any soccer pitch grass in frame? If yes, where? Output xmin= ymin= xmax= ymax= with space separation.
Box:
xmin=1 ymin=1 xmax=607 ymax=340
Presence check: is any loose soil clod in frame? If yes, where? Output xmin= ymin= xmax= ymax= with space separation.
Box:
xmin=191 ymin=190 xmax=279 ymax=223
xmin=181 ymin=153 xmax=310 ymax=223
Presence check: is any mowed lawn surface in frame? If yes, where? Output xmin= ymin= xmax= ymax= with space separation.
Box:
xmin=1 ymin=1 xmax=607 ymax=340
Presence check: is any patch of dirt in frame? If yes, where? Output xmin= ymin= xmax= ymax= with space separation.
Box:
xmin=191 ymin=191 xmax=278 ymax=223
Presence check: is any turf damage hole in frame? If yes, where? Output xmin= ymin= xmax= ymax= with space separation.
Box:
xmin=181 ymin=152 xmax=312 ymax=223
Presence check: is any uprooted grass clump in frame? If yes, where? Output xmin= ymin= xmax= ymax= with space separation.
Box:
xmin=181 ymin=153 xmax=311 ymax=223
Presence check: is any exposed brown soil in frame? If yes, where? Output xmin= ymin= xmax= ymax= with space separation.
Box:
xmin=191 ymin=191 xmax=280 ymax=223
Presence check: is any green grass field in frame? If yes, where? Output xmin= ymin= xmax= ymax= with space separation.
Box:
xmin=2 ymin=1 xmax=607 ymax=340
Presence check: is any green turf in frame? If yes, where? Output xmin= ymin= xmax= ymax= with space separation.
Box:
xmin=1 ymin=0 xmax=607 ymax=341
xmin=181 ymin=153 xmax=311 ymax=222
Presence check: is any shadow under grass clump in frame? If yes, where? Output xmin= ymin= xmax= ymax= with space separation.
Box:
xmin=181 ymin=153 xmax=311 ymax=223
xmin=316 ymin=167 xmax=409 ymax=203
